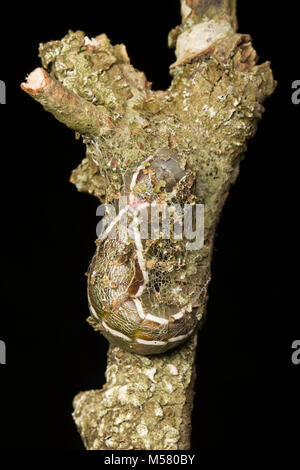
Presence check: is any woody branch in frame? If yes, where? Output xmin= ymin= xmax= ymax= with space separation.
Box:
xmin=21 ymin=0 xmax=275 ymax=450
xmin=21 ymin=68 xmax=113 ymax=136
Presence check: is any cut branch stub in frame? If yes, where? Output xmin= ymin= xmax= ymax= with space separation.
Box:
xmin=169 ymin=0 xmax=237 ymax=61
xmin=21 ymin=67 xmax=114 ymax=136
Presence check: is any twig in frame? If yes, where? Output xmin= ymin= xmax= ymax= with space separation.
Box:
xmin=21 ymin=68 xmax=113 ymax=136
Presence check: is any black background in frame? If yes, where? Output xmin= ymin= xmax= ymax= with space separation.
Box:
xmin=0 ymin=0 xmax=299 ymax=451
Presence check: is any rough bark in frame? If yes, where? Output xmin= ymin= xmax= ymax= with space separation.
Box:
xmin=73 ymin=335 xmax=198 ymax=450
xmin=180 ymin=0 xmax=237 ymax=28
xmin=21 ymin=68 xmax=113 ymax=136
xmin=21 ymin=0 xmax=276 ymax=450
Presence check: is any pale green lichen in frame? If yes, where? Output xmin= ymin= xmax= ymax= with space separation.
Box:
xmin=73 ymin=335 xmax=197 ymax=450
xmin=25 ymin=16 xmax=276 ymax=448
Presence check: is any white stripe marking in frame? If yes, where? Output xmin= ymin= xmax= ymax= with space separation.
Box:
xmin=99 ymin=204 xmax=130 ymax=241
xmin=168 ymin=332 xmax=191 ymax=343
xmin=102 ymin=321 xmax=132 ymax=342
xmin=133 ymin=298 xmax=146 ymax=319
xmin=171 ymin=309 xmax=185 ymax=320
xmin=136 ymin=338 xmax=167 ymax=346
xmin=145 ymin=314 xmax=169 ymax=325
xmin=129 ymin=156 xmax=153 ymax=192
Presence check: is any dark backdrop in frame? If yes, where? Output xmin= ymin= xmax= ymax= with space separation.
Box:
xmin=0 ymin=0 xmax=298 ymax=450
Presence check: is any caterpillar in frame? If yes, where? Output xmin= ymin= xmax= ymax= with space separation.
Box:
xmin=87 ymin=149 xmax=209 ymax=355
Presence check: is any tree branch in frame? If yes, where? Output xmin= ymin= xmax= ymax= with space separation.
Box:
xmin=181 ymin=0 xmax=237 ymax=29
xmin=21 ymin=0 xmax=276 ymax=450
xmin=73 ymin=336 xmax=198 ymax=450
xmin=21 ymin=68 xmax=114 ymax=136
xmin=169 ymin=0 xmax=238 ymax=67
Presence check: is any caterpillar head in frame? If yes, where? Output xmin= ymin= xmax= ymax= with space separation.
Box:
xmin=126 ymin=149 xmax=195 ymax=209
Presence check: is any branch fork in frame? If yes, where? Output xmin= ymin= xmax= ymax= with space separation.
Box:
xmin=21 ymin=0 xmax=275 ymax=450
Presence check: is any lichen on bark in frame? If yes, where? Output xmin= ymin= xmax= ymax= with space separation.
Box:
xmin=73 ymin=336 xmax=197 ymax=450
xmin=21 ymin=0 xmax=276 ymax=450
